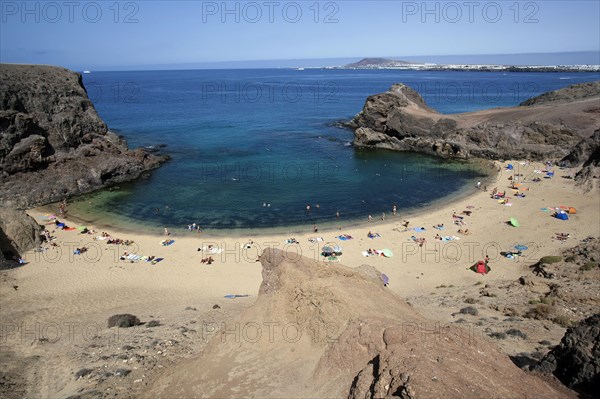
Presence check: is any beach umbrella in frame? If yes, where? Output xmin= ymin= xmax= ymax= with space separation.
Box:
xmin=382 ymin=249 xmax=394 ymax=258
xmin=514 ymin=244 xmax=528 ymax=251
xmin=332 ymin=245 xmax=342 ymax=253
xmin=509 ymin=217 xmax=520 ymax=227
xmin=322 ymin=245 xmax=333 ymax=253
xmin=381 ymin=273 xmax=389 ymax=285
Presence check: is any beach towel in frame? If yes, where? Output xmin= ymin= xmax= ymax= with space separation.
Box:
xmin=368 ymin=233 xmax=381 ymax=239
xmin=150 ymin=257 xmax=164 ymax=265
xmin=362 ymin=250 xmax=381 ymax=257
xmin=337 ymin=235 xmax=353 ymax=241
xmin=413 ymin=227 xmax=426 ymax=232
xmin=64 ymin=227 xmax=76 ymax=231
xmin=434 ymin=225 xmax=445 ymax=230
xmin=96 ymin=236 xmax=107 ymax=240
xmin=555 ymin=212 xmax=569 ymax=221
xmin=224 ymin=294 xmax=250 ymax=299
xmin=442 ymin=236 xmax=460 ymax=242
xmin=381 ymin=274 xmax=389 ymax=285
xmin=202 ymin=246 xmax=222 ymax=254
xmin=160 ymin=239 xmax=175 ymax=246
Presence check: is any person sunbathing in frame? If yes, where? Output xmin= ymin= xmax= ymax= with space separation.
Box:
xmin=435 ymin=234 xmax=442 ymax=240
xmin=458 ymin=229 xmax=470 ymax=235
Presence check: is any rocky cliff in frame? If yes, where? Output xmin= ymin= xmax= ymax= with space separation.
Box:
xmin=145 ymin=249 xmax=575 ymax=398
xmin=0 ymin=208 xmax=41 ymax=265
xmin=561 ymin=129 xmax=600 ymax=192
xmin=0 ymin=64 xmax=168 ymax=209
xmin=350 ymin=81 xmax=600 ymax=161
xmin=534 ymin=313 xmax=600 ymax=397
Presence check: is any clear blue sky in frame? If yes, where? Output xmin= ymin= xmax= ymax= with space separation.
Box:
xmin=1 ymin=0 xmax=599 ymax=70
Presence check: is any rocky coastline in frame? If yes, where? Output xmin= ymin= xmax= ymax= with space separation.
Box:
xmin=0 ymin=64 xmax=168 ymax=261
xmin=348 ymin=81 xmax=600 ymax=191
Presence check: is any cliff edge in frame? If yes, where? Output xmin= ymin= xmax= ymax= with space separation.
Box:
xmin=0 ymin=64 xmax=168 ymax=209
xmin=350 ymin=81 xmax=600 ymax=161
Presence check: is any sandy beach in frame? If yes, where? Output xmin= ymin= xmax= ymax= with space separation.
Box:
xmin=2 ymin=160 xmax=599 ymax=398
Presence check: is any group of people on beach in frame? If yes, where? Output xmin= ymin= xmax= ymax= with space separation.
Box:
xmin=187 ymin=223 xmax=202 ymax=232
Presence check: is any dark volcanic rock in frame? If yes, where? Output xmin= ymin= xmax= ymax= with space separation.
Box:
xmin=561 ymin=130 xmax=600 ymax=192
xmin=561 ymin=130 xmax=600 ymax=167
xmin=107 ymin=314 xmax=141 ymax=328
xmin=0 ymin=64 xmax=168 ymax=208
xmin=534 ymin=313 xmax=600 ymax=396
xmin=0 ymin=207 xmax=42 ymax=259
xmin=350 ymin=82 xmax=600 ymax=161
xmin=520 ymin=81 xmax=600 ymax=106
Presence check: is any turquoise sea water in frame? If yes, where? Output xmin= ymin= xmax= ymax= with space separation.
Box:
xmin=65 ymin=70 xmax=598 ymax=231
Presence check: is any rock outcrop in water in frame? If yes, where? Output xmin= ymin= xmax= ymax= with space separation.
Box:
xmin=145 ymin=249 xmax=574 ymax=398
xmin=0 ymin=64 xmax=168 ymax=209
xmin=349 ymin=81 xmax=600 ymax=161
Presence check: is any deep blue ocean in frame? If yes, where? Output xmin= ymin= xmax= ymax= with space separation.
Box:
xmin=68 ymin=69 xmax=598 ymax=232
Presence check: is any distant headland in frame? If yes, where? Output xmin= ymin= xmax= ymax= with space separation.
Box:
xmin=336 ymin=57 xmax=600 ymax=73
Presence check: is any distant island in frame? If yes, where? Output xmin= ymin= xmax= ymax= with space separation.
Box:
xmin=332 ymin=57 xmax=600 ymax=72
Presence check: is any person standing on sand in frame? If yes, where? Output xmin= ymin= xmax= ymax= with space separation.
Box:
xmin=368 ymin=214 xmax=372 ymax=223
xmin=164 ymin=227 xmax=170 ymax=236
xmin=382 ymin=212 xmax=385 ymax=221
xmin=477 ymin=181 xmax=481 ymax=189
xmin=313 ymin=224 xmax=318 ymax=233
xmin=392 ymin=205 xmax=397 ymax=216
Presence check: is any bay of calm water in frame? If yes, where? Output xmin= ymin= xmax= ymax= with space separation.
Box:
xmin=64 ymin=69 xmax=598 ymax=232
